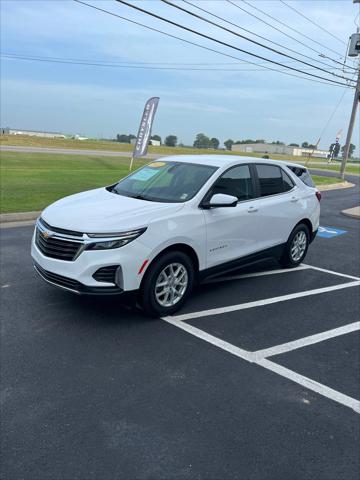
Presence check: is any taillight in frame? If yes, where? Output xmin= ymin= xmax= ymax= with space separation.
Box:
xmin=316 ymin=191 xmax=321 ymax=202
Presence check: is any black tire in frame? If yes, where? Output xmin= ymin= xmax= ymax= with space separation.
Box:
xmin=279 ymin=223 xmax=310 ymax=268
xmin=139 ymin=251 xmax=195 ymax=317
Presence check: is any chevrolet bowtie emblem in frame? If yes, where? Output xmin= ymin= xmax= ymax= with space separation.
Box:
xmin=41 ymin=230 xmax=52 ymax=239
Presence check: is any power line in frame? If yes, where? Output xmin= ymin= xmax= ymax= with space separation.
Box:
xmin=115 ymin=0 xmax=355 ymax=86
xmin=240 ymin=0 xmax=345 ymax=57
xmin=318 ymin=85 xmax=352 ymax=142
xmin=1 ymin=51 xmax=337 ymax=67
xmin=72 ymin=0 xmax=352 ymax=88
xmin=280 ymin=0 xmax=347 ymax=46
xmin=4 ymin=52 xmax=350 ymax=73
xmin=227 ymin=0 xmax=347 ymax=66
xmin=160 ymin=0 xmax=354 ymax=83
xmin=182 ymin=0 xmax=350 ymax=73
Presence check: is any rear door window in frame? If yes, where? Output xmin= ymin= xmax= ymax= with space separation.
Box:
xmin=256 ymin=164 xmax=291 ymax=196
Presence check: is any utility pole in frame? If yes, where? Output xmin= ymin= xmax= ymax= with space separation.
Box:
xmin=340 ymin=4 xmax=360 ymax=178
xmin=340 ymin=71 xmax=360 ymax=178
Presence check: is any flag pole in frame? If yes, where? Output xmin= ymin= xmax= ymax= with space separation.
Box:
xmin=130 ymin=96 xmax=160 ymax=171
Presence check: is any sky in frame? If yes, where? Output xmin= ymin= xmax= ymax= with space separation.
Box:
xmin=1 ymin=0 xmax=359 ymax=150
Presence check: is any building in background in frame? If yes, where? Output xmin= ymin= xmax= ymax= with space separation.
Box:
xmin=231 ymin=142 xmax=329 ymax=158
xmin=0 ymin=127 xmax=66 ymax=139
xmin=74 ymin=134 xmax=89 ymax=141
xmin=130 ymin=138 xmax=161 ymax=147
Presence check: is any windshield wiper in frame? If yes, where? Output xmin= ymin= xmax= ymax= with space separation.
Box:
xmin=130 ymin=194 xmax=154 ymax=201
xmin=109 ymin=188 xmax=154 ymax=201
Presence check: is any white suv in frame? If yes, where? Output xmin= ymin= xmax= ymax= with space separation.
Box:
xmin=31 ymin=155 xmax=320 ymax=316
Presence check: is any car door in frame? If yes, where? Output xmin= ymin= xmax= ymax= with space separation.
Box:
xmin=202 ymin=164 xmax=262 ymax=269
xmin=252 ymin=163 xmax=299 ymax=250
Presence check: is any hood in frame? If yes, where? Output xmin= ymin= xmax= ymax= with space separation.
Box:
xmin=42 ymin=188 xmax=184 ymax=233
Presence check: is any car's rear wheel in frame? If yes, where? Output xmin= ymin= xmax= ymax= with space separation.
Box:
xmin=279 ymin=223 xmax=310 ymax=268
xmin=139 ymin=251 xmax=195 ymax=317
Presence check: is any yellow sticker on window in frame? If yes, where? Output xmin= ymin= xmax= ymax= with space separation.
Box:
xmin=148 ymin=161 xmax=166 ymax=168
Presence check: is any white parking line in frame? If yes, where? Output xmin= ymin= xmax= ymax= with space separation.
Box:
xmin=257 ymin=359 xmax=360 ymax=414
xmin=205 ymin=264 xmax=310 ymax=284
xmin=165 ymin=280 xmax=360 ymax=322
xmin=253 ymin=322 xmax=360 ymax=360
xmin=163 ymin=316 xmax=252 ymax=361
xmin=303 ymin=264 xmax=360 ymax=281
xmin=162 ymin=317 xmax=360 ymax=414
xmin=162 ymin=264 xmax=360 ymax=413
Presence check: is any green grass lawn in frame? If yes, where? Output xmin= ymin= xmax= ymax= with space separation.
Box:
xmin=0 ymin=151 xmax=348 ymax=213
xmin=0 ymin=152 xmax=147 ymax=213
xmin=311 ymin=175 xmax=342 ymax=185
xmin=305 ymin=162 xmax=360 ymax=175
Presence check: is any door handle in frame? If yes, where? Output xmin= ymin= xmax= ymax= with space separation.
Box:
xmin=290 ymin=196 xmax=299 ymax=203
xmin=247 ymin=206 xmax=258 ymax=213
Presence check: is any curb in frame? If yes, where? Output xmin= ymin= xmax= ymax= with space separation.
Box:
xmin=317 ymin=181 xmax=355 ymax=191
xmin=0 ymin=211 xmax=40 ymax=223
xmin=342 ymin=206 xmax=360 ymax=219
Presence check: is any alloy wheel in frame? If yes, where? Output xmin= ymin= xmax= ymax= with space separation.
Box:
xmin=155 ymin=263 xmax=188 ymax=307
xmin=290 ymin=230 xmax=307 ymax=262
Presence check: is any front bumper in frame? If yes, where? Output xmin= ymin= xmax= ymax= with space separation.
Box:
xmin=31 ymin=227 xmax=152 ymax=292
xmin=34 ymin=262 xmax=124 ymax=295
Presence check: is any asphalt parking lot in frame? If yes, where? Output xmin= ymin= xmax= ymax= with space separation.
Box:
xmin=1 ymin=173 xmax=359 ymax=480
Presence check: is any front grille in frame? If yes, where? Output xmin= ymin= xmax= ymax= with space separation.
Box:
xmin=93 ymin=266 xmax=118 ymax=283
xmin=35 ymin=228 xmax=82 ymax=261
xmin=35 ymin=264 xmax=82 ymax=291
xmin=40 ymin=218 xmax=83 ymax=237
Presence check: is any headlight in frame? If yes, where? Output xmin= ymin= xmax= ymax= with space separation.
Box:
xmin=85 ymin=228 xmax=147 ymax=251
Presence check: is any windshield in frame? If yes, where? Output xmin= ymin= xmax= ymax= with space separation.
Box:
xmin=111 ymin=161 xmax=218 ymax=202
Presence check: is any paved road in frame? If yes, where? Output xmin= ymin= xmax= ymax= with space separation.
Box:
xmin=1 ymin=178 xmax=359 ymax=480
xmin=0 ymin=145 xmax=162 ymax=158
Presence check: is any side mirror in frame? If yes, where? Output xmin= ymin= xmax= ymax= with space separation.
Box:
xmin=202 ymin=193 xmax=238 ymax=209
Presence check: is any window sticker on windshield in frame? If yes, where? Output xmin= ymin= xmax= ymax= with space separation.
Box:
xmin=131 ymin=168 xmax=159 ymax=181
xmin=180 ymin=193 xmax=188 ymax=200
xmin=148 ymin=161 xmax=166 ymax=168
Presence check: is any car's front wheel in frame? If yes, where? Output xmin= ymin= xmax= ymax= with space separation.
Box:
xmin=279 ymin=223 xmax=310 ymax=268
xmin=139 ymin=251 xmax=195 ymax=317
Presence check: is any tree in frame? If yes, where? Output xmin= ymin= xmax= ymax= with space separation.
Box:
xmin=288 ymin=143 xmax=299 ymax=147
xmin=210 ymin=137 xmax=220 ymax=149
xmin=165 ymin=135 xmax=177 ymax=147
xmin=151 ymin=134 xmax=162 ymax=143
xmin=116 ymin=134 xmax=131 ymax=143
xmin=233 ymin=139 xmax=265 ymax=145
xmin=116 ymin=133 xmax=136 ymax=143
xmin=308 ymin=144 xmax=316 ymax=149
xmin=271 ymin=140 xmax=285 ymax=145
xmin=341 ymin=143 xmax=356 ymax=158
xmin=301 ymin=141 xmax=309 ymax=148
xmin=193 ymin=133 xmax=211 ymax=149
xmin=224 ymin=139 xmax=234 ymax=150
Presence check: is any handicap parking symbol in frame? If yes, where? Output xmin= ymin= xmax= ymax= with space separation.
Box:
xmin=317 ymin=226 xmax=347 ymax=238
